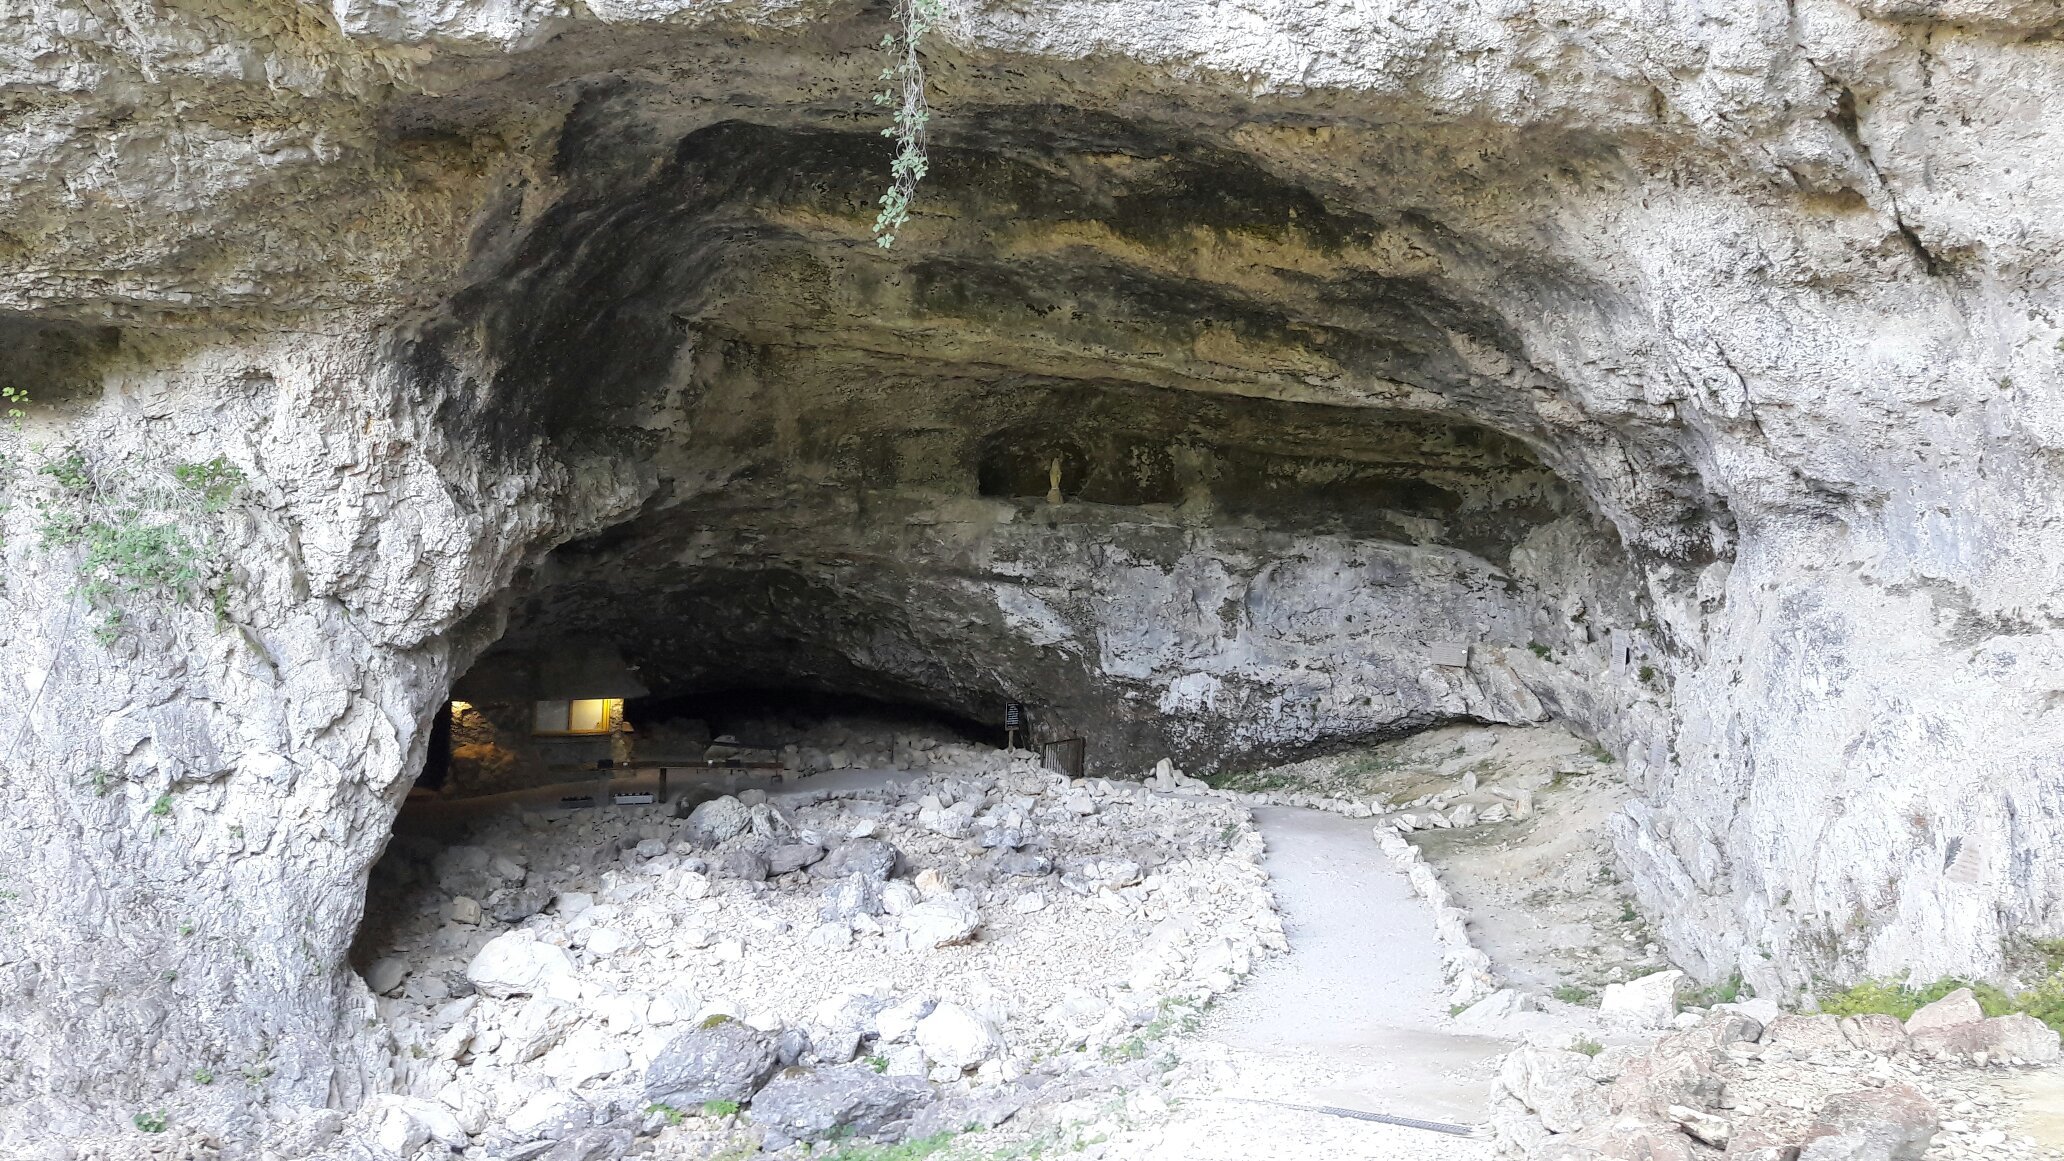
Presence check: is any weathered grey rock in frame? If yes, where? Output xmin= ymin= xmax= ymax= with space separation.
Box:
xmin=820 ymin=873 xmax=885 ymax=922
xmin=1909 ymin=1013 xmax=2061 ymax=1063
xmin=1600 ymin=971 xmax=1683 ymax=1027
xmin=1903 ymin=989 xmax=1984 ymax=1033
xmin=540 ymin=1115 xmax=638 ymax=1161
xmin=1838 ymin=1014 xmax=1910 ymax=1055
xmin=769 ymin=842 xmax=827 ymax=875
xmin=900 ymin=898 xmax=982 ymax=949
xmin=492 ymin=887 xmax=554 ymax=924
xmin=748 ymin=1065 xmax=934 ymax=1151
xmin=506 ymin=1088 xmax=594 ymax=1143
xmin=1535 ymin=1115 xmax=1706 ymax=1161
xmin=683 ymin=797 xmax=753 ymax=847
xmin=990 ymin=851 xmax=1055 ymax=878
xmin=717 ymin=846 xmax=771 ymax=882
xmin=364 ymin=957 xmax=409 ymax=996
xmin=914 ymin=1002 xmax=1004 ymax=1070
xmin=815 ymin=839 xmax=903 ymax=884
xmin=643 ymin=1019 xmax=783 ymax=1108
xmin=466 ymin=931 xmax=577 ymax=999
xmin=1499 ymin=1047 xmax=1611 ymax=1134
xmin=1760 ymin=1014 xmax=1847 ymax=1054
xmin=1796 ymin=1084 xmax=1938 ymax=1161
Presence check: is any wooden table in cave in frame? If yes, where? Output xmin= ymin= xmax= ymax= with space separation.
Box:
xmin=542 ymin=759 xmax=788 ymax=810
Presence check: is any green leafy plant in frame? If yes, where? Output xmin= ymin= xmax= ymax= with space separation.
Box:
xmin=172 ymin=456 xmax=246 ymax=512
xmin=149 ymin=793 xmax=173 ymax=817
xmin=1569 ymin=1035 xmax=1604 ymax=1057
xmin=645 ymin=1102 xmax=685 ymax=1125
xmin=1 ymin=386 xmax=26 ymax=427
xmin=871 ymin=0 xmax=948 ymax=247
xmin=1528 ymin=641 xmax=1552 ymax=659
xmin=1681 ymin=971 xmax=1747 ymax=1009
xmin=1819 ymin=973 xmax=2063 ymax=1034
xmin=193 ymin=1068 xmax=214 ymax=1085
xmin=865 ymin=1053 xmax=889 ymax=1073
xmin=1552 ymin=983 xmax=1597 ymax=1005
xmin=134 ymin=1110 xmax=168 ymax=1134
xmin=701 ymin=1099 xmax=741 ymax=1118
xmin=1637 ymin=664 xmax=1656 ymax=683
xmin=41 ymin=451 xmax=90 ymax=492
xmin=827 ymin=1130 xmax=960 ymax=1161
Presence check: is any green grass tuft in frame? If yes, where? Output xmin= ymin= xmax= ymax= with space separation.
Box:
xmin=1820 ymin=973 xmax=2064 ymax=1035
xmin=827 ymin=1130 xmax=961 ymax=1161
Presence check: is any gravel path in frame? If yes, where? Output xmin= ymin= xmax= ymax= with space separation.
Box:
xmin=1144 ymin=806 xmax=1506 ymax=1160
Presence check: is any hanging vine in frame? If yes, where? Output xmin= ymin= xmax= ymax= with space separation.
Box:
xmin=872 ymin=0 xmax=948 ymax=248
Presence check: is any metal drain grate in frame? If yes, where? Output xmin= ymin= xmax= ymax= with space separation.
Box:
xmin=1223 ymin=1097 xmax=1477 ymax=1137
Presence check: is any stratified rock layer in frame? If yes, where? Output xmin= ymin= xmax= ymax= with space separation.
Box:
xmin=1 ymin=0 xmax=2062 ymax=1144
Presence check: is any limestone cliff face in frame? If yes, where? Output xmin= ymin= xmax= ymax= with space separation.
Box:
xmin=2 ymin=0 xmax=2061 ymax=1142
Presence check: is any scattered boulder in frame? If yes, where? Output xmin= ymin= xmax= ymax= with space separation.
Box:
xmin=1909 ymin=1013 xmax=2060 ymax=1063
xmin=465 ymin=931 xmax=577 ymax=1000
xmin=1456 ymin=988 xmax=1541 ymax=1024
xmin=1600 ymin=971 xmax=1684 ymax=1027
xmin=541 ymin=1115 xmax=638 ymax=1161
xmin=1903 ymin=988 xmax=1983 ymax=1033
xmin=643 ymin=1018 xmax=783 ymax=1108
xmin=1761 ymin=1014 xmax=1848 ymax=1054
xmin=718 ymin=846 xmax=771 ymax=882
xmin=1838 ymin=1014 xmax=1909 ymax=1055
xmin=815 ymin=838 xmax=902 ymax=883
xmin=990 ymin=851 xmax=1054 ymax=878
xmin=505 ymin=1087 xmax=592 ymax=1143
xmin=1797 ymin=1083 xmax=1938 ymax=1161
xmin=491 ymin=886 xmax=552 ymax=923
xmin=901 ymin=898 xmax=982 ymax=949
xmin=1499 ymin=1047 xmax=1610 ymax=1133
xmin=683 ymin=796 xmax=753 ymax=846
xmin=364 ymin=957 xmax=409 ymax=996
xmin=915 ymin=1002 xmax=1004 ymax=1070
xmin=749 ymin=1064 xmax=934 ymax=1151
xmin=1541 ymin=1115 xmax=1706 ymax=1161
xmin=1666 ymin=1104 xmax=1731 ymax=1149
xmin=820 ymin=873 xmax=884 ymax=922
xmin=769 ymin=842 xmax=826 ymax=875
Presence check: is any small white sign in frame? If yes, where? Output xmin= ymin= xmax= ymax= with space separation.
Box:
xmin=1427 ymin=642 xmax=1471 ymax=668
xmin=612 ymin=793 xmax=657 ymax=805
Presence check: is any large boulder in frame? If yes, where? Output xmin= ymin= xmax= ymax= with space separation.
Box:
xmin=749 ymin=1064 xmax=934 ymax=1151
xmin=1498 ymin=1047 xmax=1610 ymax=1134
xmin=901 ymin=898 xmax=982 ymax=949
xmin=1534 ymin=1115 xmax=1707 ymax=1161
xmin=465 ymin=931 xmax=577 ymax=1000
xmin=914 ymin=1002 xmax=1004 ymax=1071
xmin=1796 ymin=1084 xmax=1938 ymax=1161
xmin=717 ymin=846 xmax=771 ymax=882
xmin=769 ymin=842 xmax=826 ymax=875
xmin=820 ymin=872 xmax=885 ymax=922
xmin=1760 ymin=1014 xmax=1847 ymax=1054
xmin=1838 ymin=1014 xmax=1909 ymax=1055
xmin=815 ymin=838 xmax=903 ymax=883
xmin=1600 ymin=971 xmax=1684 ymax=1027
xmin=643 ymin=1018 xmax=782 ymax=1108
xmin=1902 ymin=988 xmax=1983 ymax=1033
xmin=683 ymin=796 xmax=753 ymax=846
xmin=1909 ymin=1013 xmax=2060 ymax=1063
